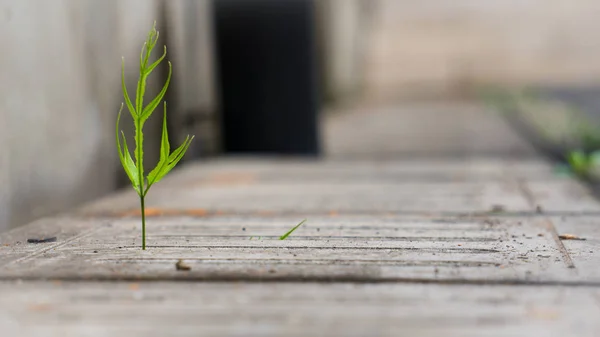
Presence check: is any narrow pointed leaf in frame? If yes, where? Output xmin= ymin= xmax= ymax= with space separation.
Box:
xmin=115 ymin=104 xmax=126 ymax=160
xmin=139 ymin=41 xmax=146 ymax=72
xmin=159 ymin=102 xmax=170 ymax=160
xmin=279 ymin=219 xmax=307 ymax=240
xmin=163 ymin=136 xmax=194 ymax=170
xmin=145 ymin=46 xmax=167 ymax=75
xmin=167 ymin=135 xmax=191 ymax=163
xmin=116 ymin=106 xmax=139 ymax=194
xmin=120 ymin=132 xmax=141 ymax=194
xmin=149 ymin=30 xmax=159 ymax=50
xmin=150 ymin=135 xmax=194 ymax=185
xmin=121 ymin=59 xmax=137 ymax=118
xmin=141 ymin=61 xmax=172 ymax=122
xmin=146 ymin=104 xmax=171 ymax=189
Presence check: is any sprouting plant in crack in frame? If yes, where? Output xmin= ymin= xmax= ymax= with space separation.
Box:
xmin=279 ymin=219 xmax=307 ymax=240
xmin=116 ymin=22 xmax=194 ymax=250
xmin=248 ymin=219 xmax=307 ymax=241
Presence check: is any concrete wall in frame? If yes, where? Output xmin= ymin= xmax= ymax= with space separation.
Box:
xmin=317 ymin=0 xmax=372 ymax=104
xmin=358 ymin=0 xmax=600 ymax=100
xmin=0 ymin=0 xmax=215 ymax=231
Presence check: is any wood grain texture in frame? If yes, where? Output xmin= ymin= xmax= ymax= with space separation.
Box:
xmin=0 ymin=214 xmax=589 ymax=285
xmin=1 ymin=281 xmax=599 ymax=337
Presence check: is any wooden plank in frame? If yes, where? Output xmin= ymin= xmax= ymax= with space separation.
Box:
xmin=76 ymin=158 xmax=593 ymax=218
xmin=1 ymin=281 xmax=599 ymax=337
xmin=324 ymin=103 xmax=537 ymax=159
xmin=79 ymin=181 xmax=532 ymax=215
xmin=523 ymin=180 xmax=600 ymax=213
xmin=77 ymin=158 xmax=548 ymax=216
xmin=0 ymin=215 xmax=588 ymax=284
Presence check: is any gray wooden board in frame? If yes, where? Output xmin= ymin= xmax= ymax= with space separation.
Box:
xmin=0 ymin=214 xmax=595 ymax=284
xmin=77 ymin=158 xmax=599 ymax=216
xmin=79 ymin=182 xmax=535 ymax=215
xmin=324 ymin=102 xmax=538 ymax=159
xmin=147 ymin=157 xmax=559 ymax=182
xmin=0 ymin=281 xmax=599 ymax=337
xmin=524 ymin=181 xmax=600 ymax=212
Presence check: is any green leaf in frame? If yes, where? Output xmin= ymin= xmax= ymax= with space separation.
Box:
xmin=279 ymin=219 xmax=306 ymax=240
xmin=121 ymin=131 xmax=141 ymax=194
xmin=146 ymin=103 xmax=171 ymax=189
xmin=142 ymin=22 xmax=158 ymax=68
xmin=115 ymin=105 xmax=140 ymax=194
xmin=147 ymin=134 xmax=194 ymax=190
xmin=145 ymin=46 xmax=167 ymax=76
xmin=141 ymin=61 xmax=171 ymax=122
xmin=121 ymin=58 xmax=136 ymax=119
xmin=158 ymin=103 xmax=170 ymax=160
xmin=148 ymin=26 xmax=159 ymax=50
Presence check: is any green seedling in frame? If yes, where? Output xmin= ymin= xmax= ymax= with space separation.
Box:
xmin=279 ymin=219 xmax=307 ymax=240
xmin=247 ymin=219 xmax=308 ymax=241
xmin=116 ymin=22 xmax=194 ymax=250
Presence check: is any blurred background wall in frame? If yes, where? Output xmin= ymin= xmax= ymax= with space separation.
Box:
xmin=2 ymin=0 xmax=600 ymax=231
xmin=362 ymin=0 xmax=600 ymax=101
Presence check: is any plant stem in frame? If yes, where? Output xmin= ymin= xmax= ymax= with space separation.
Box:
xmin=140 ymin=194 xmax=146 ymax=250
xmin=137 ymin=110 xmax=145 ymax=250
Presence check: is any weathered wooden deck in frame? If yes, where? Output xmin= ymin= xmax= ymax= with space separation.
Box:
xmin=2 ymin=103 xmax=599 ymax=336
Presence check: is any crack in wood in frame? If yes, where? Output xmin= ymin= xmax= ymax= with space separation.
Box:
xmin=92 ymin=257 xmax=502 ymax=267
xmin=514 ymin=177 xmax=578 ymax=271
xmin=1 ymin=274 xmax=599 ymax=286
xmin=115 ymin=245 xmax=501 ymax=253
xmin=540 ymin=219 xmax=577 ymax=270
xmin=148 ymin=235 xmax=501 ymax=242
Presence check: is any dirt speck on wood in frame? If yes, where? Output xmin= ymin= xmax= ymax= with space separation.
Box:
xmin=27 ymin=237 xmax=57 ymax=244
xmin=175 ymin=259 xmax=191 ymax=271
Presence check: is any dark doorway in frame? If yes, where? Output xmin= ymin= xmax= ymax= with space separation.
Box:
xmin=213 ymin=0 xmax=320 ymax=155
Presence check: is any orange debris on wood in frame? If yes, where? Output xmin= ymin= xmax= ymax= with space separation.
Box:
xmin=118 ymin=208 xmax=167 ymax=217
xmin=186 ymin=209 xmax=208 ymax=216
xmin=28 ymin=303 xmax=53 ymax=312
xmin=558 ymin=234 xmax=586 ymax=241
xmin=145 ymin=208 xmax=164 ymax=216
xmin=527 ymin=307 xmax=560 ymax=320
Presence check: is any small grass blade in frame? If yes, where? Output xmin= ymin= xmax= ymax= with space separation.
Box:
xmin=279 ymin=219 xmax=307 ymax=240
